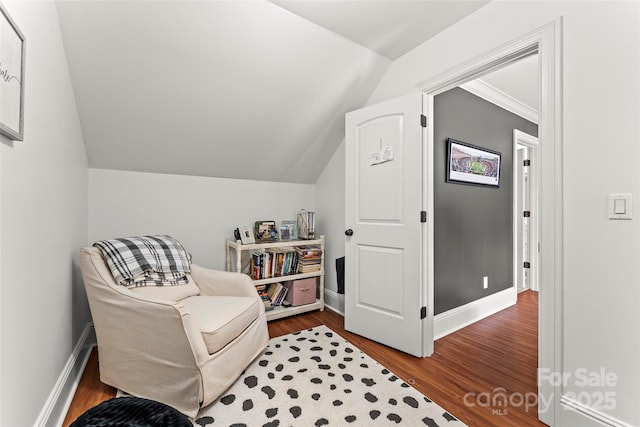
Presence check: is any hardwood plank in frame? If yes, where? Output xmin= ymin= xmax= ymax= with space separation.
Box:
xmin=63 ymin=291 xmax=544 ymax=427
xmin=61 ymin=346 xmax=116 ymax=426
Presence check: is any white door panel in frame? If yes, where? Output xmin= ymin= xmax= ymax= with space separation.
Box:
xmin=356 ymin=244 xmax=404 ymax=315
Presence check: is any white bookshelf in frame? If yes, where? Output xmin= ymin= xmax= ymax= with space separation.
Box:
xmin=225 ymin=235 xmax=325 ymax=321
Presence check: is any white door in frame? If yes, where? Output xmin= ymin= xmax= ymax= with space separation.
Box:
xmin=513 ymin=130 xmax=539 ymax=293
xmin=515 ymin=144 xmax=530 ymax=291
xmin=344 ymin=93 xmax=429 ymax=357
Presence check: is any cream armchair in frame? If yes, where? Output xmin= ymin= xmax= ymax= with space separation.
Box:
xmin=79 ymin=247 xmax=269 ymax=418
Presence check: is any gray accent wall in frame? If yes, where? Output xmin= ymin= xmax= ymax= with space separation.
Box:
xmin=434 ymin=87 xmax=537 ymax=314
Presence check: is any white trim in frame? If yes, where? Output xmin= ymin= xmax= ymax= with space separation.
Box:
xmin=460 ymin=79 xmax=539 ymax=124
xmin=560 ymin=396 xmax=633 ymax=427
xmin=35 ymin=323 xmax=96 ymax=427
xmin=434 ymin=287 xmax=516 ymax=340
xmin=537 ymin=17 xmax=564 ymax=426
xmin=421 ymin=93 xmax=435 ymax=358
xmin=323 ymin=288 xmax=344 ymax=315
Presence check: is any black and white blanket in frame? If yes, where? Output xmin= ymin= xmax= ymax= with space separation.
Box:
xmin=94 ymin=235 xmax=191 ymax=287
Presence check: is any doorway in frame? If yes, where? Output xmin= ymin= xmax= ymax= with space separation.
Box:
xmin=514 ymin=130 xmax=540 ymax=293
xmin=419 ymin=19 xmax=562 ymax=425
xmin=431 ymin=63 xmax=538 ymax=317
xmin=344 ymin=19 xmax=562 ymax=426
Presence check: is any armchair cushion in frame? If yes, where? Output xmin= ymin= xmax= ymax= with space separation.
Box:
xmin=180 ymin=295 xmax=261 ymax=354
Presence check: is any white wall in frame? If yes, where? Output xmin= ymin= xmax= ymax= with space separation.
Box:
xmin=315 ymin=139 xmax=346 ymax=312
xmin=317 ymin=1 xmax=639 ymax=425
xmin=88 ymin=169 xmax=315 ymax=270
xmin=0 ymin=2 xmax=89 ymax=426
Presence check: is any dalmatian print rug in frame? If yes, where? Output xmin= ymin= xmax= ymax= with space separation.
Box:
xmin=194 ymin=325 xmax=465 ymax=426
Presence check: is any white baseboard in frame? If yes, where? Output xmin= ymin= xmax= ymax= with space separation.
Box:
xmin=434 ymin=287 xmax=517 ymax=340
xmin=560 ymin=396 xmax=634 ymax=427
xmin=325 ymin=288 xmax=516 ymax=340
xmin=323 ymin=288 xmax=344 ymax=315
xmin=35 ymin=322 xmax=96 ymax=427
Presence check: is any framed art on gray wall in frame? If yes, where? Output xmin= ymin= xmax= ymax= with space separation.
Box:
xmin=0 ymin=2 xmax=26 ymax=141
xmin=446 ymin=138 xmax=501 ymax=187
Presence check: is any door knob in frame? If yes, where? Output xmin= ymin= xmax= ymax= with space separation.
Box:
xmin=345 ymin=229 xmax=353 ymax=236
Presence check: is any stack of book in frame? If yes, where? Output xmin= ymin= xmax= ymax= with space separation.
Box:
xmin=266 ymin=282 xmax=288 ymax=307
xmin=250 ymin=247 xmax=298 ymax=280
xmin=256 ymin=283 xmax=273 ymax=310
xmin=296 ymin=245 xmax=322 ymax=274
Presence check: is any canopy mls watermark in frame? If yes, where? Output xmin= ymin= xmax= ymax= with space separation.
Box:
xmin=463 ymin=368 xmax=618 ymax=415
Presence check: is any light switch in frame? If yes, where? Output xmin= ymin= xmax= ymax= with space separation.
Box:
xmin=608 ymin=193 xmax=632 ymax=220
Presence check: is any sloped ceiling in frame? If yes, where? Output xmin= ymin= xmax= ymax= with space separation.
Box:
xmin=55 ymin=0 xmax=489 ymax=183
xmin=272 ymin=0 xmax=489 ymax=60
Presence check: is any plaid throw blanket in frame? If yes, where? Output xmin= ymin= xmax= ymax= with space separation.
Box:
xmin=93 ymin=235 xmax=191 ymax=287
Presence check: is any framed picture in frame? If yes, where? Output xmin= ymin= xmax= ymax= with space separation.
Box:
xmin=446 ymin=138 xmax=501 ymax=187
xmin=254 ymin=220 xmax=278 ymax=243
xmin=0 ymin=3 xmax=26 ymax=141
xmin=279 ymin=220 xmax=297 ymax=241
xmin=238 ymin=225 xmax=255 ymax=245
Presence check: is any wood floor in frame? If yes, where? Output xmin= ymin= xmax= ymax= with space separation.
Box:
xmin=63 ymin=290 xmax=544 ymax=427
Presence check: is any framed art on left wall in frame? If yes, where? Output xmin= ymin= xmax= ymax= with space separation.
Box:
xmin=0 ymin=2 xmax=26 ymax=141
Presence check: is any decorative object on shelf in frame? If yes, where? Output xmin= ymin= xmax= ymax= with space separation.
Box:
xmin=279 ymin=220 xmax=297 ymax=241
xmin=254 ymin=220 xmax=278 ymax=243
xmin=237 ymin=225 xmax=255 ymax=244
xmin=0 ymin=2 xmax=26 ymax=141
xmin=446 ymin=138 xmax=501 ymax=187
xmin=283 ymin=278 xmax=316 ymax=307
xmin=297 ymin=209 xmax=316 ymax=239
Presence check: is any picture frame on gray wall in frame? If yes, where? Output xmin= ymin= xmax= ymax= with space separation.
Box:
xmin=446 ymin=138 xmax=501 ymax=187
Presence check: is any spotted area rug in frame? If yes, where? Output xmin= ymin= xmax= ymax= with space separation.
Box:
xmin=194 ymin=325 xmax=464 ymax=426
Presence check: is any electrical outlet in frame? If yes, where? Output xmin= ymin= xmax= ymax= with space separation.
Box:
xmin=483 ymin=276 xmax=488 ymax=289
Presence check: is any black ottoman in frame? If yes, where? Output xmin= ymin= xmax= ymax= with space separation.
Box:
xmin=70 ymin=397 xmax=191 ymax=427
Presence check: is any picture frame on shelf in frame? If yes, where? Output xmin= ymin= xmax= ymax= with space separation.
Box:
xmin=0 ymin=3 xmax=26 ymax=141
xmin=254 ymin=220 xmax=278 ymax=243
xmin=279 ymin=220 xmax=297 ymax=241
xmin=446 ymin=138 xmax=501 ymax=188
xmin=238 ymin=225 xmax=255 ymax=244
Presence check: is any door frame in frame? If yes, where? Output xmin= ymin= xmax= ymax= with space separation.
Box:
xmin=513 ymin=129 xmax=540 ymax=293
xmin=418 ymin=19 xmax=563 ymax=425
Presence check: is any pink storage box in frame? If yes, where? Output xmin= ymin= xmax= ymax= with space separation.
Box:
xmin=284 ymin=278 xmax=317 ymax=306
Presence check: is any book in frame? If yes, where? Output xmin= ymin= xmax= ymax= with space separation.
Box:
xmin=250 ymin=249 xmax=265 ymax=279
xmin=263 ymin=282 xmax=289 ymax=306
xmin=274 ymin=286 xmax=288 ymax=306
xmin=296 ymin=245 xmax=322 ymax=257
xmin=296 ymin=246 xmax=322 ymax=273
xmin=266 ymin=282 xmax=283 ymax=301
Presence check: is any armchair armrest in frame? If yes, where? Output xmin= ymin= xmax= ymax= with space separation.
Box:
xmin=190 ymin=264 xmax=257 ymax=298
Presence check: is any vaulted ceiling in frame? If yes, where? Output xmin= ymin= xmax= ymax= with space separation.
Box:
xmin=55 ymin=0 xmax=492 ymax=183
